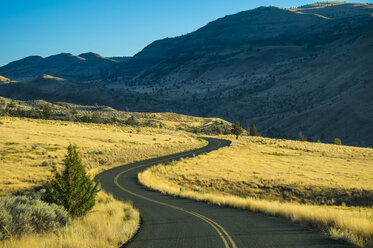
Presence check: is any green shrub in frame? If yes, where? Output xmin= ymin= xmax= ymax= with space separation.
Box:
xmin=0 ymin=195 xmax=68 ymax=240
xmin=334 ymin=138 xmax=342 ymax=145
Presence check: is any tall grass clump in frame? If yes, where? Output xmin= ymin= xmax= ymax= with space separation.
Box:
xmin=0 ymin=195 xmax=68 ymax=240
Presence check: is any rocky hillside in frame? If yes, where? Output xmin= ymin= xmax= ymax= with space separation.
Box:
xmin=0 ymin=74 xmax=173 ymax=112
xmin=0 ymin=2 xmax=372 ymax=145
xmin=106 ymin=2 xmax=373 ymax=145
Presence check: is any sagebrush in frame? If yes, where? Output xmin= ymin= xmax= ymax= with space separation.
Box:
xmin=0 ymin=195 xmax=68 ymax=240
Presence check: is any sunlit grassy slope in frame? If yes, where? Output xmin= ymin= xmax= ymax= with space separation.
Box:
xmin=0 ymin=116 xmax=206 ymax=195
xmin=0 ymin=191 xmax=140 ymax=248
xmin=0 ymin=96 xmax=232 ymax=133
xmin=139 ymin=136 xmax=373 ymax=247
xmin=0 ymin=113 xmax=208 ymax=247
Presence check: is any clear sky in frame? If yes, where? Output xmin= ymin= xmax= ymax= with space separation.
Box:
xmin=0 ymin=0 xmax=371 ymax=66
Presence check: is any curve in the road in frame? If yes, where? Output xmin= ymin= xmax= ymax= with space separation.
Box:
xmin=113 ymin=153 xmax=236 ymax=248
xmin=96 ymin=138 xmax=352 ymax=248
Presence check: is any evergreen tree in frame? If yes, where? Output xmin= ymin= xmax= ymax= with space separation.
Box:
xmin=43 ymin=145 xmax=100 ymax=217
xmin=249 ymin=124 xmax=259 ymax=136
xmin=231 ymin=122 xmax=243 ymax=139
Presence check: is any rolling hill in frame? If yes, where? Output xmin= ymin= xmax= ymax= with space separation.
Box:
xmin=0 ymin=52 xmax=121 ymax=81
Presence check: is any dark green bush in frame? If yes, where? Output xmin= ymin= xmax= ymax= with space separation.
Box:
xmin=0 ymin=195 xmax=68 ymax=240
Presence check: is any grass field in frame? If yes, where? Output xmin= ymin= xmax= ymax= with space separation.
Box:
xmin=0 ymin=114 xmax=207 ymax=247
xmin=0 ymin=116 xmax=206 ymax=195
xmin=139 ymin=136 xmax=373 ymax=247
xmin=0 ymin=191 xmax=140 ymax=248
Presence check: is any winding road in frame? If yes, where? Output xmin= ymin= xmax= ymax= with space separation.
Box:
xmin=96 ymin=138 xmax=352 ymax=248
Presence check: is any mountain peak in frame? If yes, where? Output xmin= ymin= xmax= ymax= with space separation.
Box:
xmin=79 ymin=52 xmax=103 ymax=58
xmin=79 ymin=52 xmax=119 ymax=63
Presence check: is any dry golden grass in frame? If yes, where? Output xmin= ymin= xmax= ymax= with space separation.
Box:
xmin=139 ymin=136 xmax=373 ymax=247
xmin=0 ymin=116 xmax=205 ymax=195
xmin=0 ymin=114 xmax=205 ymax=247
xmin=0 ymin=191 xmax=140 ymax=248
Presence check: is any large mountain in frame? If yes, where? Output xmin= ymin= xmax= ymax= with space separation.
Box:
xmin=0 ymin=2 xmax=372 ymax=145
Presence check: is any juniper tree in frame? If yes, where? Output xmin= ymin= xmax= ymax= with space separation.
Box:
xmin=249 ymin=124 xmax=259 ymax=136
xmin=43 ymin=145 xmax=100 ymax=217
xmin=231 ymin=122 xmax=243 ymax=139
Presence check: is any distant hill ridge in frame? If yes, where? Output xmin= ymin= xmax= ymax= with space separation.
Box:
xmin=0 ymin=52 xmax=122 ymax=81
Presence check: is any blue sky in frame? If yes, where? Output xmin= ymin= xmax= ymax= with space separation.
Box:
xmin=0 ymin=0 xmax=371 ymax=66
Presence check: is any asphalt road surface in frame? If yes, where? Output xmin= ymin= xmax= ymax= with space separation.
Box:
xmin=96 ymin=138 xmax=352 ymax=248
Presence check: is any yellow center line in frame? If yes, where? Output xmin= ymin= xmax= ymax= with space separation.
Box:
xmin=113 ymin=140 xmax=237 ymax=248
